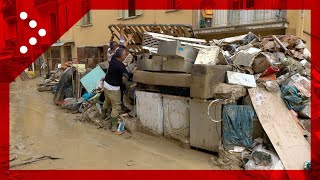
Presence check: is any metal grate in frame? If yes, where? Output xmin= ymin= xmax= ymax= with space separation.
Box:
xmin=199 ymin=10 xmax=287 ymax=28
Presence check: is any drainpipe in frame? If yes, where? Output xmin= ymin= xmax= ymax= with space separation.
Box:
xmin=297 ymin=0 xmax=305 ymax=38
xmin=297 ymin=10 xmax=305 ymax=38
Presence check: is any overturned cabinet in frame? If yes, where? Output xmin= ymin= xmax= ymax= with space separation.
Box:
xmin=163 ymin=95 xmax=190 ymax=142
xmin=190 ymin=99 xmax=222 ymax=152
xmin=136 ymin=91 xmax=190 ymax=140
xmin=136 ymin=91 xmax=164 ymax=136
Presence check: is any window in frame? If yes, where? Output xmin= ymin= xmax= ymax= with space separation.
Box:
xmin=82 ymin=11 xmax=92 ymax=26
xmin=117 ymin=0 xmax=143 ymax=20
xmin=81 ymin=0 xmax=92 ymax=26
xmin=128 ymin=0 xmax=136 ymax=17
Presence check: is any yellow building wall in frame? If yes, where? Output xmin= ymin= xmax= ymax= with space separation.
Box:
xmin=59 ymin=10 xmax=311 ymax=58
xmin=303 ymin=10 xmax=311 ymax=50
xmin=58 ymin=10 xmax=193 ymax=58
xmin=286 ymin=10 xmax=311 ymax=50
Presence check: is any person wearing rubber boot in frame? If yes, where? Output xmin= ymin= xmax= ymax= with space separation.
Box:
xmin=102 ymin=48 xmax=136 ymax=132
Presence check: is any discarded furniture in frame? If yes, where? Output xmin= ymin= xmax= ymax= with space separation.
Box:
xmin=190 ymin=99 xmax=222 ymax=152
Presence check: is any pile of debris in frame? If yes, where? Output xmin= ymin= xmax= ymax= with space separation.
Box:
xmin=35 ymin=29 xmax=311 ymax=170
xmin=37 ymin=59 xmax=137 ymax=133
xmin=210 ymin=32 xmax=311 ymax=130
xmin=207 ymin=33 xmax=311 ymax=170
xmin=133 ymin=31 xmax=311 ymax=170
xmin=37 ymin=68 xmax=64 ymax=93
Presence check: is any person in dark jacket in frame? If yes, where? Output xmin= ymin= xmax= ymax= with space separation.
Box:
xmin=102 ymin=48 xmax=136 ymax=131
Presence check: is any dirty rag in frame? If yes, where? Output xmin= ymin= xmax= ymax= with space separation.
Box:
xmin=280 ymin=85 xmax=307 ymax=112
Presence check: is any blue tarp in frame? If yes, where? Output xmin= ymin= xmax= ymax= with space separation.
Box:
xmin=82 ymin=92 xmax=94 ymax=102
xmin=223 ymin=104 xmax=255 ymax=148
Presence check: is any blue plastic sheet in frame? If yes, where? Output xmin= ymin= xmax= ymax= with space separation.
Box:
xmin=80 ymin=66 xmax=106 ymax=93
xmin=82 ymin=92 xmax=94 ymax=102
xmin=223 ymin=105 xmax=255 ymax=148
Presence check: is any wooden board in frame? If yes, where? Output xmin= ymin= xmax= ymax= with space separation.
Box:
xmin=248 ymin=88 xmax=310 ymax=170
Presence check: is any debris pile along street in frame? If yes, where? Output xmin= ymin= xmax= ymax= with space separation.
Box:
xmin=17 ymin=24 xmax=311 ymax=170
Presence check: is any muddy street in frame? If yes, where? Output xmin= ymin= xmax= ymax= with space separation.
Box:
xmin=9 ymin=78 xmax=219 ymax=170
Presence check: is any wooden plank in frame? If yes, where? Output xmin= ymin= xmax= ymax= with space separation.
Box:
xmin=132 ymin=26 xmax=142 ymax=44
xmin=182 ymin=26 xmax=192 ymax=37
xmin=176 ymin=26 xmax=184 ymax=36
xmin=136 ymin=26 xmax=145 ymax=35
xmin=289 ymin=110 xmax=308 ymax=136
xmin=248 ymin=88 xmax=310 ymax=170
xmin=172 ymin=26 xmax=180 ymax=37
xmin=77 ymin=72 xmax=81 ymax=100
xmin=159 ymin=26 xmax=169 ymax=35
xmin=72 ymin=71 xmax=76 ymax=98
xmin=133 ymin=70 xmax=192 ymax=88
xmin=111 ymin=26 xmax=121 ymax=41
xmin=164 ymin=26 xmax=174 ymax=36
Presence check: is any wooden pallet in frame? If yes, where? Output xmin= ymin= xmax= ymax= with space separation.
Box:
xmin=108 ymin=24 xmax=195 ymax=56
